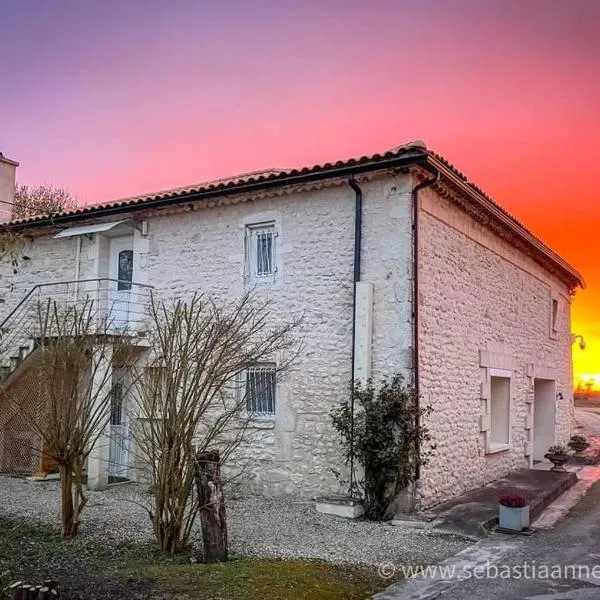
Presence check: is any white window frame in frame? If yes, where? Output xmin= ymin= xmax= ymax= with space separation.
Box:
xmin=244 ymin=364 xmax=277 ymax=419
xmin=245 ymin=222 xmax=277 ymax=282
xmin=487 ymin=368 xmax=512 ymax=454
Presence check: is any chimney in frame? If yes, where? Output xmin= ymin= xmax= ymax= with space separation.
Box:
xmin=0 ymin=152 xmax=19 ymax=222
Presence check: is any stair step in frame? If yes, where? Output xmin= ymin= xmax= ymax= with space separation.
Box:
xmin=19 ymin=346 xmax=30 ymax=360
xmin=9 ymin=356 xmax=21 ymax=371
xmin=0 ymin=366 xmax=10 ymax=381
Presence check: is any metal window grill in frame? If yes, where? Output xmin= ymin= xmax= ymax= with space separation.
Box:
xmin=110 ymin=382 xmax=123 ymax=425
xmin=253 ymin=227 xmax=276 ymax=277
xmin=246 ymin=365 xmax=276 ymax=415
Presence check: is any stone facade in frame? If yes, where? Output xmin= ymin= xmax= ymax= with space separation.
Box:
xmin=417 ymin=181 xmax=574 ymax=507
xmin=0 ymin=173 xmax=414 ymax=497
xmin=138 ymin=175 xmax=414 ymax=495
xmin=0 ymin=163 xmax=579 ymax=506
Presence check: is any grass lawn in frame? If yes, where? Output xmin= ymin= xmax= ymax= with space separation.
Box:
xmin=0 ymin=519 xmax=397 ymax=599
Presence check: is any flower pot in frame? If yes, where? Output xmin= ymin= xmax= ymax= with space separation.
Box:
xmin=544 ymin=452 xmax=569 ymax=471
xmin=499 ymin=504 xmax=529 ymax=531
xmin=568 ymin=441 xmax=590 ymax=455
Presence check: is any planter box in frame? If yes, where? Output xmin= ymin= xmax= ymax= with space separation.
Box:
xmin=499 ymin=504 xmax=529 ymax=531
xmin=315 ymin=496 xmax=364 ymax=519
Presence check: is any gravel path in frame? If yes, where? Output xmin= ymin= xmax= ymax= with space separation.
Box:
xmin=0 ymin=475 xmax=470 ymax=567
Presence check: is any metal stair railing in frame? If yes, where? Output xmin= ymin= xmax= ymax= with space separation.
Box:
xmin=0 ymin=278 xmax=154 ymax=375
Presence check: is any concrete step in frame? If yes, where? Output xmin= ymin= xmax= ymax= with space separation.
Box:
xmin=417 ymin=468 xmax=578 ymax=539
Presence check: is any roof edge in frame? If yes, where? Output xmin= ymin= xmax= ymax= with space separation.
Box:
xmin=0 ymin=144 xmax=583 ymax=290
xmin=426 ymin=155 xmax=585 ymax=290
xmin=0 ymin=150 xmax=429 ymax=229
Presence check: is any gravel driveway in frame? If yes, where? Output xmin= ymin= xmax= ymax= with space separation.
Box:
xmin=0 ymin=475 xmax=470 ymax=567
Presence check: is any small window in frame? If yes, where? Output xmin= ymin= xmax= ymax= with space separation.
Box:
xmin=246 ymin=223 xmax=277 ymax=280
xmin=246 ymin=365 xmax=276 ymax=416
xmin=118 ymin=249 xmax=133 ymax=291
xmin=110 ymin=383 xmax=124 ymax=425
xmin=551 ymin=298 xmax=559 ymax=335
xmin=489 ymin=375 xmax=510 ymax=452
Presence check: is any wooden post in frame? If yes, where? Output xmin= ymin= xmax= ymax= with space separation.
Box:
xmin=194 ymin=449 xmax=228 ymax=562
xmin=8 ymin=581 xmax=22 ymax=600
xmin=7 ymin=581 xmax=59 ymax=600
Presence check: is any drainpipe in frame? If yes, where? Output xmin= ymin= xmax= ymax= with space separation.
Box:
xmin=74 ymin=235 xmax=82 ymax=298
xmin=412 ymin=169 xmax=439 ymax=486
xmin=347 ymin=175 xmax=363 ymax=495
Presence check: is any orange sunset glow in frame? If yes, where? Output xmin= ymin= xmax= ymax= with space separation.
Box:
xmin=1 ymin=0 xmax=599 ymax=386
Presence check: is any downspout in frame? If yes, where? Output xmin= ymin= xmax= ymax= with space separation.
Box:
xmin=412 ymin=169 xmax=440 ymax=486
xmin=348 ymin=175 xmax=363 ymax=495
xmin=74 ymin=235 xmax=82 ymax=297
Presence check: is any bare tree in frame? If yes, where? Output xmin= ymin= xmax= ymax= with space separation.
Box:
xmin=3 ymin=299 xmax=132 ymax=537
xmin=13 ymin=184 xmax=77 ymax=219
xmin=128 ymin=292 xmax=301 ymax=556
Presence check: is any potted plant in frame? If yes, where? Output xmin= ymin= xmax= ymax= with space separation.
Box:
xmin=568 ymin=434 xmax=590 ymax=455
xmin=498 ymin=493 xmax=529 ymax=532
xmin=544 ymin=444 xmax=570 ymax=471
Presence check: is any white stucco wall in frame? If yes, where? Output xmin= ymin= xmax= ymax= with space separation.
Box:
xmin=417 ymin=183 xmax=575 ymax=507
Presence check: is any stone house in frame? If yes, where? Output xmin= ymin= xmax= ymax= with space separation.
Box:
xmin=0 ymin=142 xmax=584 ymax=508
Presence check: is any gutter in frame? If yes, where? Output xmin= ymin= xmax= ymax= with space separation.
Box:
xmin=347 ymin=175 xmax=363 ymax=494
xmin=411 ymin=168 xmax=440 ymax=486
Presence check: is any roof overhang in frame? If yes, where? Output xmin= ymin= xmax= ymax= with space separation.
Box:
xmin=2 ymin=143 xmax=583 ymax=291
xmin=53 ymin=220 xmax=131 ymax=239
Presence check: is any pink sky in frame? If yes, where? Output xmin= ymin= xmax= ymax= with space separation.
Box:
xmin=1 ymin=0 xmax=599 ymax=377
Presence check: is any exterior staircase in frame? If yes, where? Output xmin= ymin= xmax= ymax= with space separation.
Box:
xmin=0 ymin=278 xmax=153 ymax=475
xmin=0 ymin=340 xmax=37 ymax=384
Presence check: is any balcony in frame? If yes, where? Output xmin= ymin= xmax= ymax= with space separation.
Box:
xmin=0 ymin=278 xmax=154 ymax=371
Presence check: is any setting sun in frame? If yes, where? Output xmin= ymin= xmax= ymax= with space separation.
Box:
xmin=575 ymin=373 xmax=600 ymax=391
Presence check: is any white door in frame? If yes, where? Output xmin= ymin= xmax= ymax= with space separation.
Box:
xmin=108 ymin=236 xmax=134 ymax=329
xmin=108 ymin=381 xmax=130 ymax=479
xmin=533 ymin=379 xmax=557 ymax=461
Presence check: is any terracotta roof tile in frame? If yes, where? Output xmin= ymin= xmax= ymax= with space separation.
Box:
xmin=2 ymin=141 xmax=583 ymax=288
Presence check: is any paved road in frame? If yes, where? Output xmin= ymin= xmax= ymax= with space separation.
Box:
xmin=430 ymin=463 xmax=600 ymax=599
xmin=374 ymin=409 xmax=600 ymax=600
xmin=575 ymin=407 xmax=600 ymax=436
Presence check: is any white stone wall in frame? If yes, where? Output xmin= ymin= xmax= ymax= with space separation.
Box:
xmin=417 ymin=182 xmax=574 ymax=507
xmin=0 ymin=174 xmax=414 ymax=497
xmin=0 ymin=235 xmax=80 ymax=321
xmin=140 ymin=175 xmax=414 ymax=496
xmin=0 ymin=170 xmax=576 ymax=505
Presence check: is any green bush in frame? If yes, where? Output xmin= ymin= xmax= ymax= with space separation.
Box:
xmin=331 ymin=375 xmax=433 ymax=521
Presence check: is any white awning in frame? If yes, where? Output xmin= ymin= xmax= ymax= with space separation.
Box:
xmin=54 ymin=220 xmax=130 ymax=239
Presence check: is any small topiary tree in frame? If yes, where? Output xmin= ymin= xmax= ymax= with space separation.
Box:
xmin=331 ymin=374 xmax=433 ymax=520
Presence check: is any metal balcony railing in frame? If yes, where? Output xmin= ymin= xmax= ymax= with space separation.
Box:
xmin=0 ymin=278 xmax=154 ymax=369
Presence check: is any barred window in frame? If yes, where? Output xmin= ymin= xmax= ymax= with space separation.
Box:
xmin=110 ymin=383 xmax=124 ymax=425
xmin=246 ymin=223 xmax=277 ymax=279
xmin=246 ymin=365 xmax=276 ymax=416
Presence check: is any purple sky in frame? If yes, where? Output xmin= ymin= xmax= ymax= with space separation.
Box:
xmin=1 ymin=0 xmax=600 ymax=376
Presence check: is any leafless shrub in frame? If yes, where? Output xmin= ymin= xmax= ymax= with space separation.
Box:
xmin=3 ymin=298 xmax=133 ymax=537
xmin=128 ymin=292 xmax=301 ymax=554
